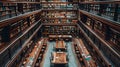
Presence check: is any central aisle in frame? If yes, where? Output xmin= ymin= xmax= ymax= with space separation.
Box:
xmin=42 ymin=41 xmax=79 ymax=67
xmin=66 ymin=42 xmax=79 ymax=67
xmin=42 ymin=42 xmax=55 ymax=67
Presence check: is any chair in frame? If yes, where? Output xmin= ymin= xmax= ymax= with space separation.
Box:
xmin=35 ymin=62 xmax=40 ymax=67
xmin=66 ymin=53 xmax=69 ymax=62
xmin=50 ymin=56 xmax=53 ymax=67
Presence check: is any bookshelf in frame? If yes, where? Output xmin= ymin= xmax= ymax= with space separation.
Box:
xmin=0 ymin=11 xmax=37 ymax=47
xmin=41 ymin=0 xmax=78 ymax=2
xmin=41 ymin=0 xmax=78 ymax=10
xmin=0 ymin=3 xmax=17 ymax=20
xmin=0 ymin=2 xmax=41 ymax=21
xmin=41 ymin=11 xmax=77 ymax=18
xmin=42 ymin=25 xmax=78 ymax=36
xmin=0 ymin=8 xmax=42 ymax=66
xmin=41 ymin=0 xmax=78 ymax=23
xmin=79 ymin=1 xmax=120 ymax=22
xmin=42 ymin=3 xmax=78 ymax=10
xmin=110 ymin=28 xmax=120 ymax=47
xmin=40 ymin=0 xmax=79 ymax=36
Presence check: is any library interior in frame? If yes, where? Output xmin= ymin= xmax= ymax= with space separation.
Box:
xmin=0 ymin=0 xmax=120 ymax=67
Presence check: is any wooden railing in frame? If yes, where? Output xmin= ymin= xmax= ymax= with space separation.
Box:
xmin=77 ymin=22 xmax=112 ymax=66
xmin=79 ymin=1 xmax=120 ymax=4
xmin=0 ymin=6 xmax=42 ymax=66
xmin=7 ymin=22 xmax=42 ymax=67
xmin=42 ymin=23 xmax=77 ymax=26
xmin=78 ymin=8 xmax=120 ymax=66
xmin=0 ymin=20 xmax=42 ymax=66
xmin=0 ymin=9 xmax=41 ymax=50
xmin=78 ymin=3 xmax=120 ymax=66
xmin=0 ymin=1 xmax=42 ymax=21
xmin=79 ymin=1 xmax=120 ymax=22
xmin=79 ymin=10 xmax=120 ymax=31
xmin=0 ymin=10 xmax=41 ymax=28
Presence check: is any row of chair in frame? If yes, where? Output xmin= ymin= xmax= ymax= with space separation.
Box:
xmin=49 ymin=38 xmax=71 ymax=42
xmin=35 ymin=39 xmax=48 ymax=67
xmin=73 ymin=44 xmax=85 ymax=66
xmin=20 ymin=43 xmax=36 ymax=66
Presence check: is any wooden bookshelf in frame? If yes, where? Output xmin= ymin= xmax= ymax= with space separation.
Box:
xmin=42 ymin=3 xmax=78 ymax=10
xmin=40 ymin=0 xmax=79 ymax=23
xmin=79 ymin=1 xmax=120 ymax=22
xmin=0 ymin=1 xmax=42 ymax=21
xmin=42 ymin=25 xmax=78 ymax=36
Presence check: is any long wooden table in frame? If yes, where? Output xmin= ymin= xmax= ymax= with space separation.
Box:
xmin=48 ymin=35 xmax=72 ymax=41
xmin=55 ymin=41 xmax=66 ymax=51
xmin=51 ymin=52 xmax=68 ymax=64
xmin=49 ymin=35 xmax=72 ymax=38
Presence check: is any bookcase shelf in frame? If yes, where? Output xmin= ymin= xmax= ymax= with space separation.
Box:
xmin=41 ymin=0 xmax=78 ymax=23
xmin=42 ymin=3 xmax=78 ymax=9
xmin=0 ymin=2 xmax=41 ymax=21
xmin=42 ymin=25 xmax=78 ymax=36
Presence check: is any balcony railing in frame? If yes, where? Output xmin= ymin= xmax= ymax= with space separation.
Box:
xmin=0 ymin=1 xmax=42 ymax=21
xmin=79 ymin=1 xmax=120 ymax=22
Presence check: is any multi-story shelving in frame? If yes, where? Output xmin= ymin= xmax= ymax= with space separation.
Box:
xmin=0 ymin=1 xmax=42 ymax=21
xmin=79 ymin=1 xmax=120 ymax=22
xmin=42 ymin=25 xmax=79 ymax=37
xmin=40 ymin=0 xmax=78 ymax=23
xmin=40 ymin=0 xmax=79 ymax=37
xmin=41 ymin=11 xmax=77 ymax=23
xmin=0 ymin=0 xmax=42 ymax=66
xmin=0 ymin=3 xmax=17 ymax=20
xmin=42 ymin=2 xmax=78 ymax=10
xmin=0 ymin=0 xmax=120 ymax=67
xmin=78 ymin=1 xmax=120 ymax=66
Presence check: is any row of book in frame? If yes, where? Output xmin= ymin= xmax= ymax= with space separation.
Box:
xmin=0 ymin=2 xmax=41 ymax=21
xmin=42 ymin=4 xmax=78 ymax=9
xmin=82 ymin=4 xmax=120 ymax=22
xmin=41 ymin=11 xmax=77 ymax=18
xmin=41 ymin=19 xmax=77 ymax=23
xmin=43 ymin=26 xmax=77 ymax=35
xmin=41 ymin=0 xmax=78 ymax=2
